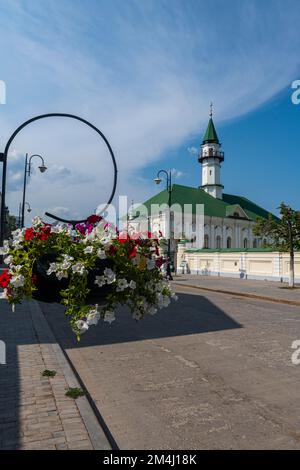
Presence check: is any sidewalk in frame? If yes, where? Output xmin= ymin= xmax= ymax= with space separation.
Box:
xmin=172 ymin=274 xmax=300 ymax=306
xmin=0 ymin=298 xmax=111 ymax=450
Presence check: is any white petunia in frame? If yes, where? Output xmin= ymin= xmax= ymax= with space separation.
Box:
xmin=56 ymin=271 xmax=68 ymax=281
xmin=10 ymin=274 xmax=25 ymax=288
xmin=51 ymin=224 xmax=67 ymax=234
xmin=86 ymin=311 xmax=100 ymax=326
xmin=103 ymin=268 xmax=116 ymax=284
xmin=84 ymin=246 xmax=93 ymax=254
xmin=47 ymin=262 xmax=58 ymax=276
xmin=0 ymin=241 xmax=10 ymax=255
xmin=132 ymin=310 xmax=143 ymax=321
xmin=32 ymin=216 xmax=43 ymax=228
xmin=4 ymin=255 xmax=13 ymax=265
xmin=0 ymin=289 xmax=9 ymax=299
xmin=129 ymin=280 xmax=136 ymax=290
xmin=104 ymin=310 xmax=116 ymax=324
xmin=94 ymin=275 xmax=105 ymax=287
xmin=71 ymin=263 xmax=87 ymax=276
xmin=75 ymin=320 xmax=89 ymax=333
xmin=148 ymin=306 xmax=158 ymax=315
xmin=116 ymin=278 xmax=128 ymax=292
xmin=171 ymin=292 xmax=178 ymax=301
xmin=97 ymin=249 xmax=107 ymax=259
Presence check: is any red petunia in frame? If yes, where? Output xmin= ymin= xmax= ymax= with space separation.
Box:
xmin=86 ymin=214 xmax=102 ymax=225
xmin=109 ymin=245 xmax=118 ymax=255
xmin=0 ymin=269 xmax=11 ymax=288
xmin=24 ymin=228 xmax=35 ymax=241
xmin=118 ymin=232 xmax=129 ymax=244
xmin=155 ymin=257 xmax=165 ymax=268
xmin=36 ymin=226 xmax=51 ymax=241
xmin=129 ymin=245 xmax=137 ymax=258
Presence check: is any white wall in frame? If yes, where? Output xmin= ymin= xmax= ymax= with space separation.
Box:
xmin=177 ymin=247 xmax=300 ymax=283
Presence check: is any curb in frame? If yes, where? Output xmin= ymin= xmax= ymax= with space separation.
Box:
xmin=28 ymin=300 xmax=113 ymax=450
xmin=173 ymin=282 xmax=300 ymax=307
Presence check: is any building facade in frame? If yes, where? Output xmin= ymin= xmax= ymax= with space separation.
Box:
xmin=129 ymin=110 xmax=274 ymax=253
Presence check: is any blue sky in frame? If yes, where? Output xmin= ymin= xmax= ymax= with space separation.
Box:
xmin=0 ymin=0 xmax=299 ymax=223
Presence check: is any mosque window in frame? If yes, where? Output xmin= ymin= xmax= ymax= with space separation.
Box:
xmin=226 ymin=236 xmax=232 ymax=248
xmin=204 ymin=234 xmax=209 ymax=249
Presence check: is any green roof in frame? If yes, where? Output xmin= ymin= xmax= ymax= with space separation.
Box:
xmin=203 ymin=118 xmax=219 ymax=144
xmin=134 ymin=184 xmax=276 ymax=222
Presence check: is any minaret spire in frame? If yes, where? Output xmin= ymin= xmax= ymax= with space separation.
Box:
xmin=198 ymin=106 xmax=224 ymax=199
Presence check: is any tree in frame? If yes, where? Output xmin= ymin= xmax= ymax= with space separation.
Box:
xmin=254 ymin=203 xmax=300 ymax=287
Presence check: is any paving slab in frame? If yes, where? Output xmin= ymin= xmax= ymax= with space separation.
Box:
xmin=40 ymin=286 xmax=300 ymax=450
xmin=173 ymin=274 xmax=300 ymax=305
xmin=0 ymin=298 xmax=111 ymax=450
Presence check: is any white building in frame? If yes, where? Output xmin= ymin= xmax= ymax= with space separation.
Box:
xmin=128 ymin=109 xmax=274 ymax=258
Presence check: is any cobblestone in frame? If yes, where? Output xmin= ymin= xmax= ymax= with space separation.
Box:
xmin=0 ymin=298 xmax=99 ymax=450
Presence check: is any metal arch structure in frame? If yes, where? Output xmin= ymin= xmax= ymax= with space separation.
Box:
xmin=0 ymin=113 xmax=118 ymax=243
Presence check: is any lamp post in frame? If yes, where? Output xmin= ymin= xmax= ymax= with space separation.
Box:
xmin=21 ymin=154 xmax=47 ymax=227
xmin=154 ymin=169 xmax=173 ymax=280
xmin=0 ymin=113 xmax=117 ymax=246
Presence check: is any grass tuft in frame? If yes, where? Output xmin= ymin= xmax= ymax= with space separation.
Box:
xmin=42 ymin=369 xmax=57 ymax=378
xmin=65 ymin=387 xmax=85 ymax=399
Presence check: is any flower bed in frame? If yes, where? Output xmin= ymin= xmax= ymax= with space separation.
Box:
xmin=0 ymin=215 xmax=177 ymax=338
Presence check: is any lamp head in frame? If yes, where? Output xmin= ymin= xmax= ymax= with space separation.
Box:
xmin=154 ymin=177 xmax=161 ymax=185
xmin=38 ymin=165 xmax=47 ymax=173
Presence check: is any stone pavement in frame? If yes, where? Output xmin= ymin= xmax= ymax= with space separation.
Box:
xmin=0 ymin=298 xmax=111 ymax=450
xmin=41 ymin=287 xmax=300 ymax=450
xmin=173 ymin=274 xmax=300 ymax=305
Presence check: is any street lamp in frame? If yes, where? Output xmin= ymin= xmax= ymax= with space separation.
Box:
xmin=21 ymin=154 xmax=47 ymax=227
xmin=25 ymin=202 xmax=32 ymax=213
xmin=154 ymin=169 xmax=173 ymax=280
xmin=0 ymin=113 xmax=117 ymax=246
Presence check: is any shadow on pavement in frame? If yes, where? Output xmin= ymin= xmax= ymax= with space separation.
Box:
xmin=41 ymin=292 xmax=242 ymax=349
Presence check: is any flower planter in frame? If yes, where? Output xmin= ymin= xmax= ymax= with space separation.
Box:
xmin=32 ymin=253 xmax=114 ymax=303
xmin=0 ymin=215 xmax=176 ymax=337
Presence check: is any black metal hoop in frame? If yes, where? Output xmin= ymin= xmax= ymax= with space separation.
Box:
xmin=2 ymin=113 xmax=118 ymax=228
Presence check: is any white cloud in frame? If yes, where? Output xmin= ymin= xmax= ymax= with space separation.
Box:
xmin=1 ymin=0 xmax=300 ymax=219
xmin=187 ymin=147 xmax=198 ymax=156
xmin=170 ymin=168 xmax=185 ymax=179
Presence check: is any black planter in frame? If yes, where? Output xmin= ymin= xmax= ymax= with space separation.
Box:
xmin=32 ymin=253 xmax=114 ymax=303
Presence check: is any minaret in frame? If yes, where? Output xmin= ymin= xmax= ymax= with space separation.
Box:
xmin=198 ymin=103 xmax=224 ymax=199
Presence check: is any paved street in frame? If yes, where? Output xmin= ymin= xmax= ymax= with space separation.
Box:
xmin=0 ymin=298 xmax=110 ymax=450
xmin=173 ymin=274 xmax=300 ymax=304
xmin=41 ymin=284 xmax=300 ymax=450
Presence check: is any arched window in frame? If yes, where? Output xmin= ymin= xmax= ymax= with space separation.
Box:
xmin=243 ymin=238 xmax=248 ymax=249
xmin=209 ymin=147 xmax=213 ymax=156
xmin=204 ymin=234 xmax=209 ymax=249
xmin=226 ymin=236 xmax=232 ymax=249
xmin=253 ymin=239 xmax=257 ymax=248
xmin=263 ymin=238 xmax=267 ymax=246
xmin=216 ymin=235 xmax=221 ymax=249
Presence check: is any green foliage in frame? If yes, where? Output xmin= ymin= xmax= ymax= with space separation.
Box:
xmin=42 ymin=369 xmax=57 ymax=377
xmin=254 ymin=202 xmax=300 ymax=252
xmin=65 ymin=387 xmax=85 ymax=399
xmin=1 ymin=217 xmax=176 ymax=339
